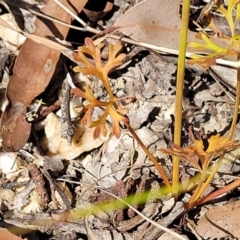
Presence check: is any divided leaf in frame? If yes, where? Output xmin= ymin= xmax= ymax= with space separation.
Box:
xmin=72 ymin=38 xmax=128 ymax=139
xmin=73 ymin=38 xmax=125 ymax=97
xmin=188 ymin=0 xmax=240 ymax=69
xmin=213 ymin=0 xmax=240 ymax=36
xmin=160 ymin=134 xmax=238 ymax=172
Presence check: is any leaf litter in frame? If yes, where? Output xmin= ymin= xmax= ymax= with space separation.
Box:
xmin=0 ymin=0 xmax=240 ymax=239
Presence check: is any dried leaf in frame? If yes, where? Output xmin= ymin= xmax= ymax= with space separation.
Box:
xmin=114 ymin=0 xmax=182 ymax=50
xmin=0 ymin=0 xmax=87 ymax=151
xmin=0 ymin=229 xmax=23 ymax=240
xmin=0 ymin=16 xmax=69 ymax=51
xmin=196 ymin=200 xmax=240 ymax=239
xmin=114 ymin=0 xmax=230 ymax=55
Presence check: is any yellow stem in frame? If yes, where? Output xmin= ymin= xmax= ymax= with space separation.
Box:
xmin=186 ymin=55 xmax=240 ymax=209
xmin=185 ymin=153 xmax=224 ymax=209
xmin=228 ymin=54 xmax=240 ymax=139
xmin=172 ymin=0 xmax=191 ymax=198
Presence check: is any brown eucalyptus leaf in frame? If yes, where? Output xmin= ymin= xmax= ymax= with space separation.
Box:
xmin=114 ymin=0 xmax=229 ymax=53
xmin=196 ymin=200 xmax=240 ymax=239
xmin=114 ymin=0 xmax=185 ymax=50
xmin=0 ymin=0 xmax=87 ymax=152
xmin=0 ymin=228 xmax=24 ymax=240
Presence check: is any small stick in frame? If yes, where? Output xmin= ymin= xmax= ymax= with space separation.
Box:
xmin=41 ymin=168 xmax=71 ymax=210
xmin=61 ymin=66 xmax=75 ymax=144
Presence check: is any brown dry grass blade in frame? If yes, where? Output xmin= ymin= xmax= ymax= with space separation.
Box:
xmin=0 ymin=0 xmax=87 ymax=152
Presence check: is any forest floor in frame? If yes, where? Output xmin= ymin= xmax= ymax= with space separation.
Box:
xmin=0 ymin=0 xmax=240 ymax=239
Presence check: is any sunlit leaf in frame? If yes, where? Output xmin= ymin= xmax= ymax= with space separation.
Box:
xmin=213 ymin=0 xmax=240 ymax=36
xmin=160 ymin=134 xmax=238 ymax=172
xmin=160 ymin=144 xmax=202 ymax=172
xmin=90 ymin=110 xmax=109 ymax=139
xmin=188 ymin=33 xmax=227 ymax=54
xmin=72 ymin=38 xmax=129 ymax=139
xmin=108 ymin=104 xmax=128 ymax=138
xmin=206 ymin=134 xmax=238 ymax=154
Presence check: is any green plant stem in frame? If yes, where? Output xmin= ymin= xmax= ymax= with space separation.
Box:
xmin=228 ymin=55 xmax=240 ymax=139
xmin=124 ymin=122 xmax=171 ymax=189
xmin=172 ymin=0 xmax=191 ymax=198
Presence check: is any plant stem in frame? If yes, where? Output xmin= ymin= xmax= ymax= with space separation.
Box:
xmin=172 ymin=0 xmax=191 ymax=198
xmin=194 ymin=175 xmax=240 ymax=206
xmin=124 ymin=122 xmax=171 ymax=188
xmin=185 ymin=154 xmax=224 ymax=209
xmin=188 ymin=55 xmax=240 ymax=209
xmin=228 ymin=55 xmax=240 ymax=139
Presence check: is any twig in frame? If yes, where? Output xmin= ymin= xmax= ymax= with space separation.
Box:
xmin=61 ymin=67 xmax=75 ymax=144
xmin=41 ymin=168 xmax=71 ymax=210
xmin=186 ymin=218 xmax=202 ymax=240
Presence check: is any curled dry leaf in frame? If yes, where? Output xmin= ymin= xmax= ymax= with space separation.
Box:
xmin=41 ymin=113 xmax=110 ymax=160
xmin=0 ymin=0 xmax=87 ymax=152
xmin=27 ymin=163 xmax=50 ymax=206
